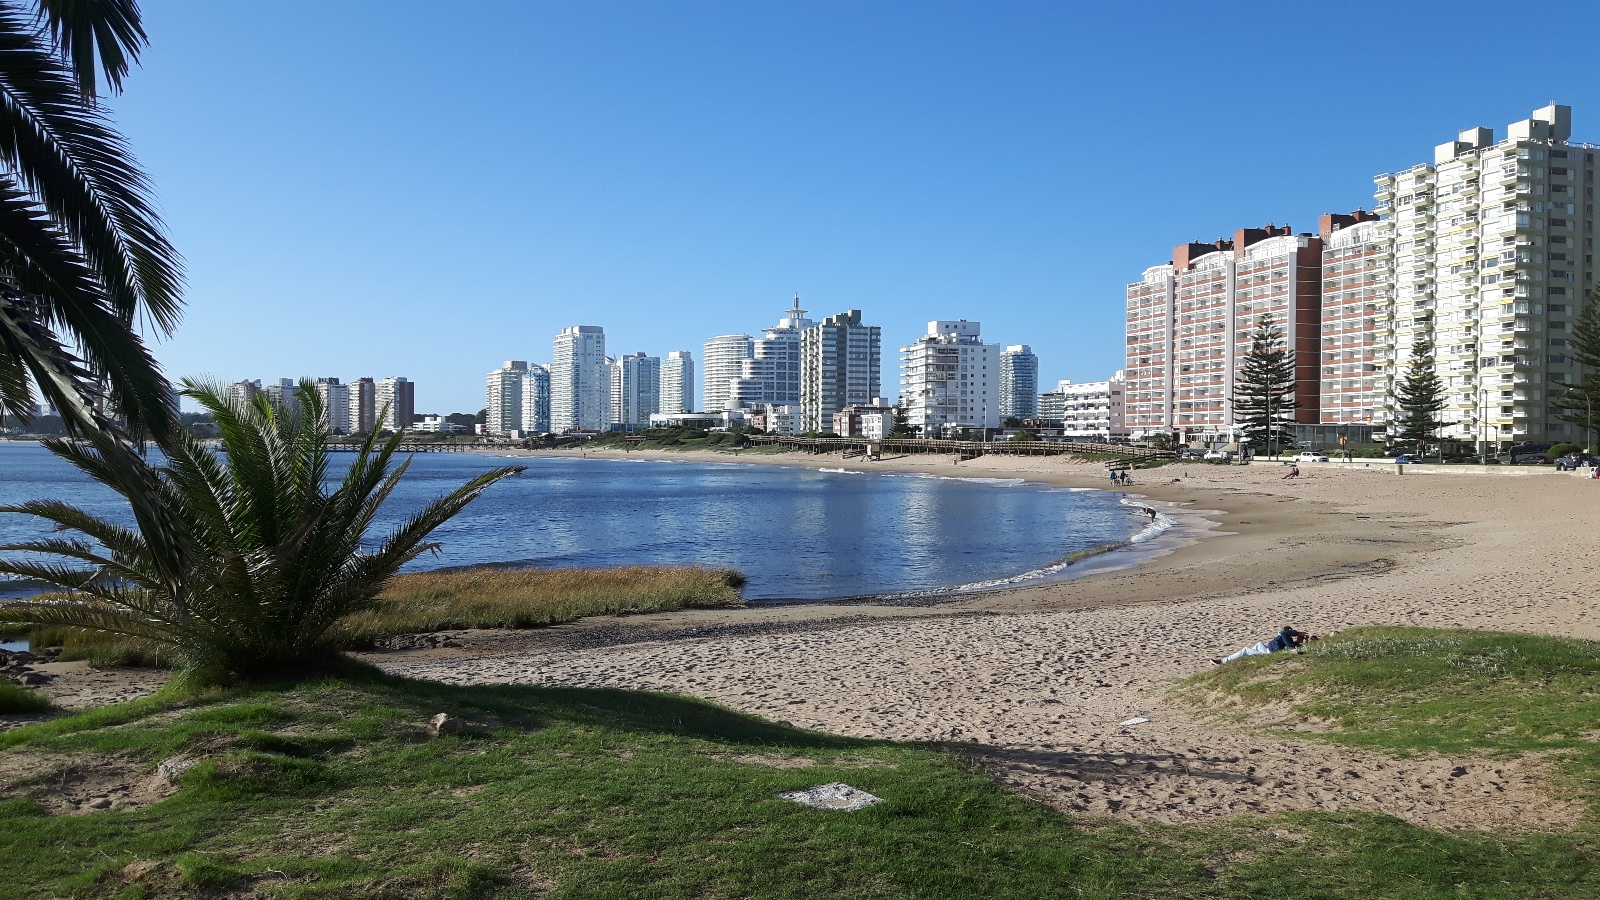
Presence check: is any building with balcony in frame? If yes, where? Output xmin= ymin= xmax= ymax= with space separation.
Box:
xmin=1319 ymin=212 xmax=1383 ymax=427
xmin=701 ymin=333 xmax=752 ymax=413
xmin=314 ymin=377 xmax=351 ymax=434
xmin=801 ymin=309 xmax=881 ymax=433
xmin=661 ymin=351 xmax=694 ymax=415
xmin=551 ymin=326 xmax=609 ymax=432
xmin=349 ymin=377 xmax=376 ymax=434
xmin=999 ymin=345 xmax=1039 ymax=420
xmin=375 ymin=376 xmax=415 ymax=432
xmin=900 ymin=320 xmax=998 ymax=435
xmin=1124 ymin=225 xmax=1324 ymax=443
xmin=486 ymin=360 xmax=529 ymax=436
xmin=610 ymin=352 xmax=660 ymax=429
xmin=1371 ymin=104 xmax=1594 ymax=445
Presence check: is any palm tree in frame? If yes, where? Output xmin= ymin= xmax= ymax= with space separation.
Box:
xmin=0 ymin=0 xmax=182 ymax=438
xmin=0 ymin=380 xmax=522 ymax=680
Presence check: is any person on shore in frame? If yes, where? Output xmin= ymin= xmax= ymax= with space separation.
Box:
xmin=1282 ymin=465 xmax=1300 ymax=480
xmin=1211 ymin=626 xmax=1313 ymax=665
xmin=1108 ymin=469 xmax=1118 ymax=486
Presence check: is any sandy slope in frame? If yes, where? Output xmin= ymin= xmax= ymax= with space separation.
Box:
xmin=372 ymin=449 xmax=1600 ymax=830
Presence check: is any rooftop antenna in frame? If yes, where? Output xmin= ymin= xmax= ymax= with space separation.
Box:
xmin=789 ymin=292 xmax=807 ymax=321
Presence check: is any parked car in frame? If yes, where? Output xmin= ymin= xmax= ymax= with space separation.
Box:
xmin=1292 ymin=451 xmax=1330 ymax=463
xmin=1555 ymin=453 xmax=1599 ymax=471
xmin=1177 ymin=447 xmax=1207 ymax=460
xmin=1393 ymin=455 xmax=1415 ymax=464
xmin=1203 ymin=449 xmax=1231 ymax=461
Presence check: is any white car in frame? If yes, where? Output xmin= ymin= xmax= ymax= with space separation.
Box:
xmin=1202 ymin=449 xmax=1231 ymax=461
xmin=1293 ymin=451 xmax=1330 ymax=463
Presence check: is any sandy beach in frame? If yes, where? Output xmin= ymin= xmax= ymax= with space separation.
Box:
xmin=367 ymin=447 xmax=1600 ymax=830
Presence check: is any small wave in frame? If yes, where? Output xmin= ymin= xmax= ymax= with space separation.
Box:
xmin=1120 ymin=498 xmax=1175 ymax=543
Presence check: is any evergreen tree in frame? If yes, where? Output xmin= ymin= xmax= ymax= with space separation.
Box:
xmin=889 ymin=401 xmax=916 ymax=437
xmin=1232 ymin=314 xmax=1296 ymax=455
xmin=1552 ymin=289 xmax=1600 ymax=449
xmin=1393 ymin=340 xmax=1446 ymax=446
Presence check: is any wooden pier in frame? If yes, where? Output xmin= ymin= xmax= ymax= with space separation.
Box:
xmin=744 ymin=435 xmax=1172 ymax=463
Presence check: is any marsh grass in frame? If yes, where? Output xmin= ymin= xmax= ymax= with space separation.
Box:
xmin=0 ymin=680 xmax=50 ymax=714
xmin=338 ymin=565 xmax=746 ymax=645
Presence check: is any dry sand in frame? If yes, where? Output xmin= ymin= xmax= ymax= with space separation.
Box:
xmin=369 ymin=447 xmax=1600 ymax=830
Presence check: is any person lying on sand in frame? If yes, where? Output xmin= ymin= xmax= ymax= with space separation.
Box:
xmin=1282 ymin=465 xmax=1300 ymax=479
xmin=1210 ymin=625 xmax=1315 ymax=665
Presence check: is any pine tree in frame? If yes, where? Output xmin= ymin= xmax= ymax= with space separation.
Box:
xmin=1393 ymin=340 xmax=1446 ymax=446
xmin=1552 ymin=288 xmax=1600 ymax=450
xmin=889 ymin=401 xmax=916 ymax=437
xmin=1232 ymin=314 xmax=1296 ymax=455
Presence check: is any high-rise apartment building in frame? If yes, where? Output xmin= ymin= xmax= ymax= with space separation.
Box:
xmin=226 ymin=379 xmax=261 ymax=407
xmin=375 ymin=376 xmax=414 ymax=432
xmin=519 ymin=366 xmax=550 ymax=434
xmin=1371 ymin=104 xmax=1594 ymax=445
xmin=315 ymin=377 xmax=351 ymax=434
xmin=263 ymin=378 xmax=299 ymax=415
xmin=900 ymin=320 xmax=998 ymax=434
xmin=1318 ymin=213 xmax=1383 ymax=427
xmin=610 ymin=352 xmax=660 ymax=428
xmin=801 ymin=309 xmax=881 ymax=434
xmin=486 ymin=360 xmax=529 ymax=436
xmin=999 ymin=345 xmax=1039 ymax=420
xmin=349 ymin=377 xmax=376 ymax=434
xmin=661 ymin=351 xmax=694 ymax=414
xmin=1125 ymin=225 xmax=1324 ymax=443
xmin=552 ymin=325 xmax=609 ymax=432
xmin=730 ymin=296 xmax=814 ymax=409
xmin=702 ymin=333 xmax=752 ymax=413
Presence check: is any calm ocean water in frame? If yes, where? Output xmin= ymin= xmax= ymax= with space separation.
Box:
xmin=0 ymin=443 xmax=1151 ymax=600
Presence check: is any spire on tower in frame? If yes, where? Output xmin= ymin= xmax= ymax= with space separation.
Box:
xmin=788 ymin=292 xmax=806 ymax=320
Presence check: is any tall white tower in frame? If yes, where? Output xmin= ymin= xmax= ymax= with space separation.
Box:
xmin=551 ymin=326 xmax=609 ymax=432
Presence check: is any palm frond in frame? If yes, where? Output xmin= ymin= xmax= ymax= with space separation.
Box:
xmin=32 ymin=0 xmax=147 ymax=98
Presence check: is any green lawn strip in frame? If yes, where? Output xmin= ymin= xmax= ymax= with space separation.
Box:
xmin=1 ymin=662 xmax=1598 ymax=897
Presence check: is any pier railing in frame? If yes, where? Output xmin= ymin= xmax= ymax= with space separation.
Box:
xmin=743 ymin=435 xmax=1173 ymax=462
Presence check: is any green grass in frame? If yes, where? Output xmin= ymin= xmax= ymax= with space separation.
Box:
xmin=1182 ymin=626 xmax=1600 ymax=760
xmin=0 ymin=680 xmax=51 ymax=714
xmin=4 ymin=650 xmax=1600 ymax=898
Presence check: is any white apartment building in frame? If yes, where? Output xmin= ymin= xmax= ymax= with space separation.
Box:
xmin=900 ymin=320 xmax=999 ymax=434
xmin=349 ymin=377 xmax=376 ymax=434
xmin=262 ymin=378 xmax=299 ymax=415
xmin=227 ymin=380 xmax=261 ymax=407
xmin=1372 ymin=104 xmax=1595 ymax=446
xmin=610 ymin=352 xmax=661 ymax=428
xmin=1053 ymin=373 xmax=1128 ymax=441
xmin=999 ymin=345 xmax=1039 ymax=420
xmin=731 ymin=296 xmax=814 ymax=409
xmin=660 ymin=351 xmax=695 ymax=414
xmin=801 ymin=310 xmax=881 ymax=434
xmin=375 ymin=376 xmax=414 ymax=432
xmin=702 ymin=333 xmax=752 ymax=413
xmin=552 ymin=325 xmax=610 ymax=432
xmin=486 ymin=360 xmax=529 ymax=436
xmin=314 ymin=378 xmax=351 ymax=434
xmin=519 ymin=365 xmax=550 ymax=434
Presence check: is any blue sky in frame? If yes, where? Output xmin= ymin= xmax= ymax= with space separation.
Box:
xmin=115 ymin=1 xmax=1600 ymax=413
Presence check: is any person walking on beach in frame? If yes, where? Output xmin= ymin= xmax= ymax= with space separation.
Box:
xmin=1109 ymin=470 xmax=1118 ymax=486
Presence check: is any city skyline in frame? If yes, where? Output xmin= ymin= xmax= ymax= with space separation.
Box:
xmin=114 ymin=3 xmax=1600 ymax=414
